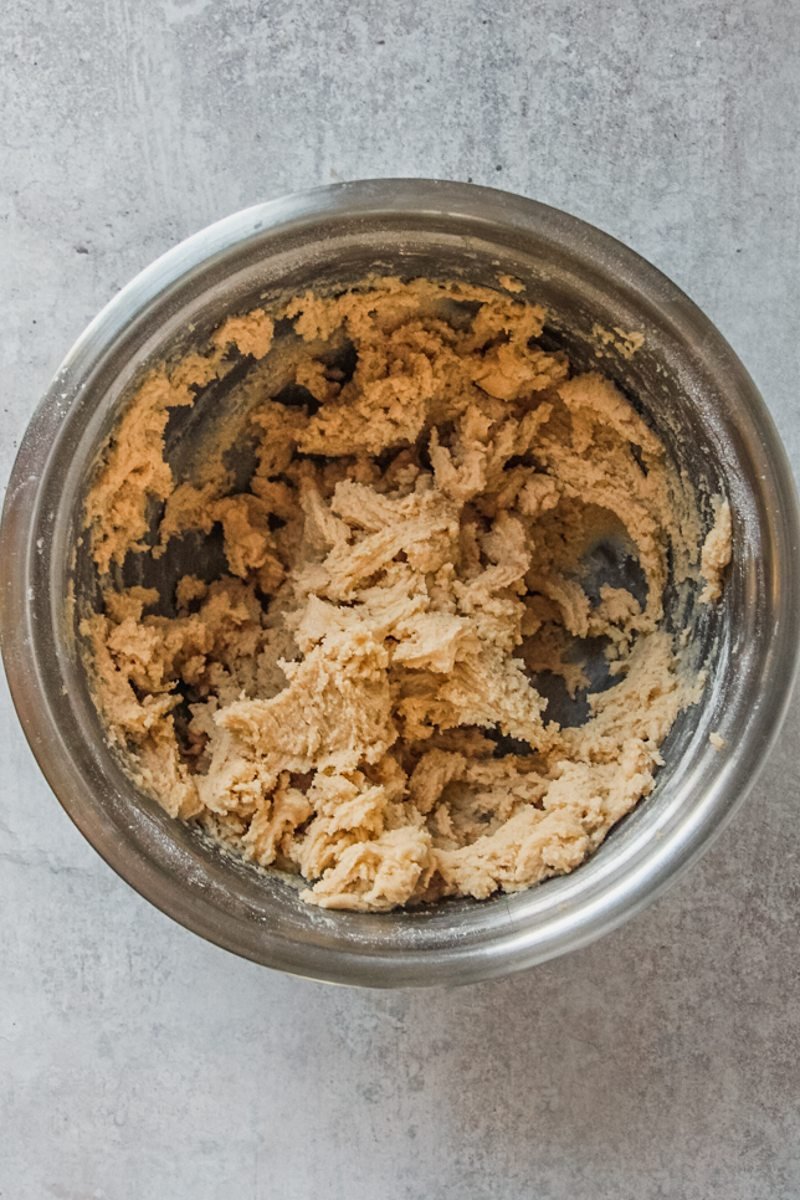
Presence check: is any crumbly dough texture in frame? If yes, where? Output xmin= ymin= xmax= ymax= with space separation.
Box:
xmin=81 ymin=277 xmax=727 ymax=912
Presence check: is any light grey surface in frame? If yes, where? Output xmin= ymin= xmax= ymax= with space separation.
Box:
xmin=1 ymin=0 xmax=798 ymax=1196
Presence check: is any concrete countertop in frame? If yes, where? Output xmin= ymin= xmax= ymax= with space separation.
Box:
xmin=2 ymin=1 xmax=798 ymax=1196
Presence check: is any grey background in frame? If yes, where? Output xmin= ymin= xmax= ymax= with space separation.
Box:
xmin=2 ymin=1 xmax=798 ymax=1197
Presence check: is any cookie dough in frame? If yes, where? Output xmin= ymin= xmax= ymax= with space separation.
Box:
xmin=80 ymin=277 xmax=727 ymax=911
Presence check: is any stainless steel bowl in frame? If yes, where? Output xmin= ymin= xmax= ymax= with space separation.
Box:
xmin=2 ymin=180 xmax=798 ymax=987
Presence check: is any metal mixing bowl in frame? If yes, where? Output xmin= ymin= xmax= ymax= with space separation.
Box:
xmin=2 ymin=179 xmax=798 ymax=987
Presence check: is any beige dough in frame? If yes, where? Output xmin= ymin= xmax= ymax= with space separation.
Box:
xmin=81 ymin=277 xmax=729 ymax=912
xmin=699 ymin=497 xmax=733 ymax=604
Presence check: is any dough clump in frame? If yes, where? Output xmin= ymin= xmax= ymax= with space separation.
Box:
xmin=81 ymin=278 xmax=726 ymax=911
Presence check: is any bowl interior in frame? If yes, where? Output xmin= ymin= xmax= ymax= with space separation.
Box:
xmin=8 ymin=183 xmax=796 ymax=985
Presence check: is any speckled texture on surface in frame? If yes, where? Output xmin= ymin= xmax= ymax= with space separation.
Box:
xmin=1 ymin=1 xmax=798 ymax=1197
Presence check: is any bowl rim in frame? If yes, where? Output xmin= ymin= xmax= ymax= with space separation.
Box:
xmin=2 ymin=178 xmax=799 ymax=987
